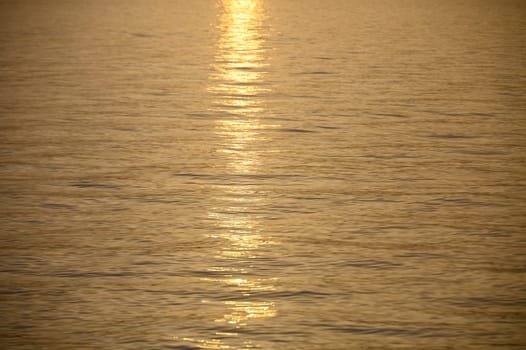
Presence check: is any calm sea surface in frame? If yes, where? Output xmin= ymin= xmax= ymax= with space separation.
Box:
xmin=1 ymin=1 xmax=525 ymax=349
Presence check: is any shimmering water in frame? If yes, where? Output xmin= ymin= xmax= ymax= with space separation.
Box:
xmin=1 ymin=0 xmax=525 ymax=349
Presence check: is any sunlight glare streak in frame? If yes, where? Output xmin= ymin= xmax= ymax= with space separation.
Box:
xmin=199 ymin=1 xmax=277 ymax=348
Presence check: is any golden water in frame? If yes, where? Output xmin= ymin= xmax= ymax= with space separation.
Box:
xmin=1 ymin=0 xmax=525 ymax=349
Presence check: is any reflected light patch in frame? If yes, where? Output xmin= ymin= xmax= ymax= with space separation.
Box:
xmin=200 ymin=277 xmax=276 ymax=294
xmin=200 ymin=0 xmax=277 ymax=347
xmin=181 ymin=337 xmax=231 ymax=350
xmin=214 ymin=119 xmax=264 ymax=174
xmin=216 ymin=301 xmax=277 ymax=327
xmin=210 ymin=0 xmax=266 ymax=117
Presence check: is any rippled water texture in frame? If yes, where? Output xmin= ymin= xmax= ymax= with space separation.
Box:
xmin=1 ymin=0 xmax=526 ymax=349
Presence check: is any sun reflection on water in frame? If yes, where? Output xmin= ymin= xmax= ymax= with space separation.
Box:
xmin=215 ymin=120 xmax=262 ymax=174
xmin=208 ymin=0 xmax=269 ymax=118
xmin=194 ymin=0 xmax=276 ymax=348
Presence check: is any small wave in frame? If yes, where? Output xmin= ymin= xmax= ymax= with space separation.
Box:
xmin=370 ymin=113 xmax=409 ymax=118
xmin=128 ymin=32 xmax=159 ymax=38
xmin=343 ymin=259 xmax=403 ymax=270
xmin=55 ymin=271 xmax=144 ymax=278
xmin=426 ymin=134 xmax=475 ymax=139
xmin=296 ymin=71 xmax=333 ymax=75
xmin=328 ymin=325 xmax=444 ymax=337
xmin=70 ymin=182 xmax=122 ymax=189
xmin=40 ymin=203 xmax=75 ymax=209
xmin=276 ymin=128 xmax=316 ymax=133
